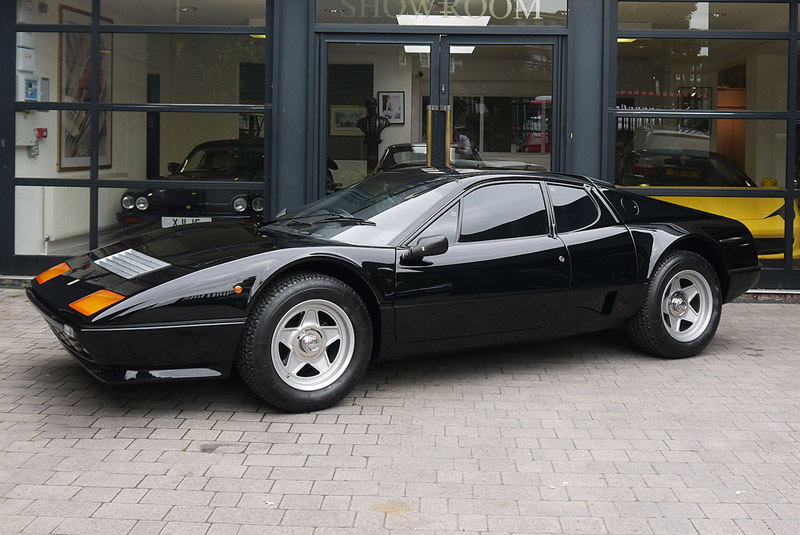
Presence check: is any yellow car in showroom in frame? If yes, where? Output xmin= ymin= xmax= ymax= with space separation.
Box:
xmin=618 ymin=148 xmax=799 ymax=260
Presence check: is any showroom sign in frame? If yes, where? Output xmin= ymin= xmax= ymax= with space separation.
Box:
xmin=330 ymin=0 xmax=546 ymax=21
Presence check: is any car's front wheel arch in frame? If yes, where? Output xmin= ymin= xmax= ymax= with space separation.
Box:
xmin=247 ymin=258 xmax=384 ymax=361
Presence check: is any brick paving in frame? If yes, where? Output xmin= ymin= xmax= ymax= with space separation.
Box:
xmin=1 ymin=286 xmax=799 ymax=534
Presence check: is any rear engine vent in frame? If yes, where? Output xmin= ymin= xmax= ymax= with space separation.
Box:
xmin=95 ymin=249 xmax=170 ymax=279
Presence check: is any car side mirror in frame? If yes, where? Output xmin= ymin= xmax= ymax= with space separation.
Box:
xmin=167 ymin=162 xmax=181 ymax=175
xmin=761 ymin=177 xmax=778 ymax=188
xmin=401 ymin=235 xmax=449 ymax=265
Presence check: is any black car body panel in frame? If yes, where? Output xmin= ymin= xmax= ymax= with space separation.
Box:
xmin=28 ymin=169 xmax=760 ymax=384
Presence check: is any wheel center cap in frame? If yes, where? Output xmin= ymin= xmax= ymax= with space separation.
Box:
xmin=669 ymin=292 xmax=689 ymax=317
xmin=297 ymin=328 xmax=324 ymax=358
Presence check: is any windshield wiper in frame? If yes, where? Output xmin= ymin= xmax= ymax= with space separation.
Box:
xmin=311 ymin=215 xmax=375 ymax=226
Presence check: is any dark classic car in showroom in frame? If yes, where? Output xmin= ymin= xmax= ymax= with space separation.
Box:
xmin=117 ymin=138 xmax=267 ymax=228
xmin=29 ymin=168 xmax=760 ymax=412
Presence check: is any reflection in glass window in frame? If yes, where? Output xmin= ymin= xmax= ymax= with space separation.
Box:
xmin=109 ymin=34 xmax=265 ymax=105
xmin=100 ymin=0 xmax=266 ymax=26
xmin=548 ymin=185 xmax=599 ymax=233
xmin=615 ymin=120 xmax=786 ymax=189
xmin=617 ymin=40 xmax=788 ymax=111
xmin=417 ymin=204 xmax=460 ymax=245
xmin=460 ymin=183 xmax=547 ymax=242
xmin=618 ymin=2 xmax=788 ymax=31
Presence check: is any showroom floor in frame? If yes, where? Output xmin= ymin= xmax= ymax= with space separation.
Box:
xmin=1 ymin=287 xmax=799 ymax=535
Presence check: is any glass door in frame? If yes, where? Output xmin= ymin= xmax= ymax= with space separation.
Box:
xmin=323 ymin=38 xmax=438 ymax=194
xmin=438 ymin=37 xmax=557 ymax=172
xmin=321 ymin=36 xmax=558 ymax=194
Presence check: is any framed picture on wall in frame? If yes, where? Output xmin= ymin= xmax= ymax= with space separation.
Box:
xmin=330 ymin=105 xmax=365 ymax=136
xmin=58 ymin=5 xmax=113 ymax=171
xmin=378 ymin=91 xmax=404 ymax=125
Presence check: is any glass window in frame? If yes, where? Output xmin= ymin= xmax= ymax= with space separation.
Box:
xmin=460 ymin=183 xmax=548 ymax=242
xmin=18 ymin=1 xmax=92 ymax=23
xmin=617 ymin=39 xmax=788 ymax=111
xmin=416 ymin=204 xmax=460 ymax=245
xmin=100 ymin=0 xmax=267 ymax=26
xmin=548 ymin=185 xmax=599 ymax=233
xmin=618 ymin=3 xmax=789 ymax=31
xmin=315 ymin=0 xmax=568 ymax=27
xmin=101 ymin=186 xmax=265 ymax=248
xmin=16 ymin=112 xmax=259 ymax=182
xmin=110 ymin=34 xmax=265 ymax=105
xmin=450 ymin=45 xmax=554 ymax=172
xmin=615 ymin=119 xmax=787 ymax=189
xmin=15 ymin=186 xmax=89 ymax=256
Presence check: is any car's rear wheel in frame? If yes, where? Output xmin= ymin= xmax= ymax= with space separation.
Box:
xmin=626 ymin=251 xmax=721 ymax=359
xmin=237 ymin=273 xmax=372 ymax=412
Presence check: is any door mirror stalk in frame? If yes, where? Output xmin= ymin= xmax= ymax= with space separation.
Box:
xmin=401 ymin=235 xmax=449 ymax=265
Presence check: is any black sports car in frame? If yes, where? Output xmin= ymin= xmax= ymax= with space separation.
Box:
xmin=29 ymin=169 xmax=760 ymax=412
xmin=117 ymin=138 xmax=267 ymax=228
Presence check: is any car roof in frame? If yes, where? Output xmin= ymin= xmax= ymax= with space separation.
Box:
xmin=372 ymin=166 xmax=597 ymax=188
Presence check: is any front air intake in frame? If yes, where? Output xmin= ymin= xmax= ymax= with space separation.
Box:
xmin=95 ymin=249 xmax=171 ymax=279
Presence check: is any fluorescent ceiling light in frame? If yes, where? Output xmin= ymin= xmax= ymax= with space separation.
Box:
xmin=396 ymin=14 xmax=490 ymax=27
xmin=617 ymin=38 xmax=637 ymax=43
xmin=404 ymin=45 xmax=476 ymax=54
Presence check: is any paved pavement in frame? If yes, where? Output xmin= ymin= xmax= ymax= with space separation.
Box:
xmin=1 ymin=287 xmax=800 ymax=535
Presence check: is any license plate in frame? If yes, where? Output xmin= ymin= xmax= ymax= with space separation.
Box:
xmin=665 ymin=168 xmax=699 ymax=178
xmin=161 ymin=217 xmax=212 ymax=228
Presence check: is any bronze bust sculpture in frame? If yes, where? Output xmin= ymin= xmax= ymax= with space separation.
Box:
xmin=357 ymin=96 xmax=390 ymax=144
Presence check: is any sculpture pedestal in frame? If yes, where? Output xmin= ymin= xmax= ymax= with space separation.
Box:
xmin=365 ymin=140 xmax=380 ymax=173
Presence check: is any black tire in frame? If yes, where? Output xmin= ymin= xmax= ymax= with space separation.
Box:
xmin=626 ymin=251 xmax=722 ymax=359
xmin=237 ymin=272 xmax=373 ymax=412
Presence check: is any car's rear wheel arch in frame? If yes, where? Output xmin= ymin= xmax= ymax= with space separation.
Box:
xmin=250 ymin=259 xmax=383 ymax=360
xmin=663 ymin=237 xmax=730 ymax=301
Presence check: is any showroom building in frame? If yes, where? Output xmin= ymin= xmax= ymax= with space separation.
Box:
xmin=1 ymin=0 xmax=799 ymax=288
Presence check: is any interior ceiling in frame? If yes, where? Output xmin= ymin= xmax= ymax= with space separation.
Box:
xmin=100 ymin=0 xmax=267 ymax=25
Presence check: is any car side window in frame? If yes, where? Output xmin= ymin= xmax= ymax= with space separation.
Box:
xmin=459 ymin=183 xmax=548 ymax=243
xmin=548 ymin=184 xmax=601 ymax=233
xmin=415 ymin=203 xmax=459 ymax=245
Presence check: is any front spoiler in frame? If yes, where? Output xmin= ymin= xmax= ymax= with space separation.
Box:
xmin=26 ymin=288 xmax=237 ymax=384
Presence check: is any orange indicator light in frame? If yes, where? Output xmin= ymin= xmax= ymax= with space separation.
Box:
xmin=69 ymin=290 xmax=125 ymax=316
xmin=234 ymin=285 xmax=243 ymax=295
xmin=35 ymin=262 xmax=71 ymax=285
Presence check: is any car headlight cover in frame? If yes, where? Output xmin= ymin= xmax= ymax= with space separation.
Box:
xmin=35 ymin=262 xmax=71 ymax=285
xmin=69 ymin=289 xmax=125 ymax=316
xmin=121 ymin=195 xmax=136 ymax=210
xmin=252 ymin=196 xmax=264 ymax=212
xmin=135 ymin=196 xmax=149 ymax=211
xmin=233 ymin=197 xmax=248 ymax=212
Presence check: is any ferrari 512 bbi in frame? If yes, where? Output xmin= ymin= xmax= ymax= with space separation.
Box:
xmin=28 ymin=169 xmax=760 ymax=412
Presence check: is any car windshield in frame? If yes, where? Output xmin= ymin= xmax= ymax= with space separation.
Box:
xmin=181 ymin=145 xmax=264 ymax=180
xmin=266 ymin=173 xmax=459 ymax=245
xmin=623 ymin=150 xmax=756 ymax=188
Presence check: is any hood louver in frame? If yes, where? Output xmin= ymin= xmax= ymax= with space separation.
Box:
xmin=95 ymin=249 xmax=171 ymax=279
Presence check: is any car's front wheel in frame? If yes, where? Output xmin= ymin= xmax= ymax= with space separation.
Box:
xmin=626 ymin=250 xmax=722 ymax=359
xmin=237 ymin=273 xmax=373 ymax=412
